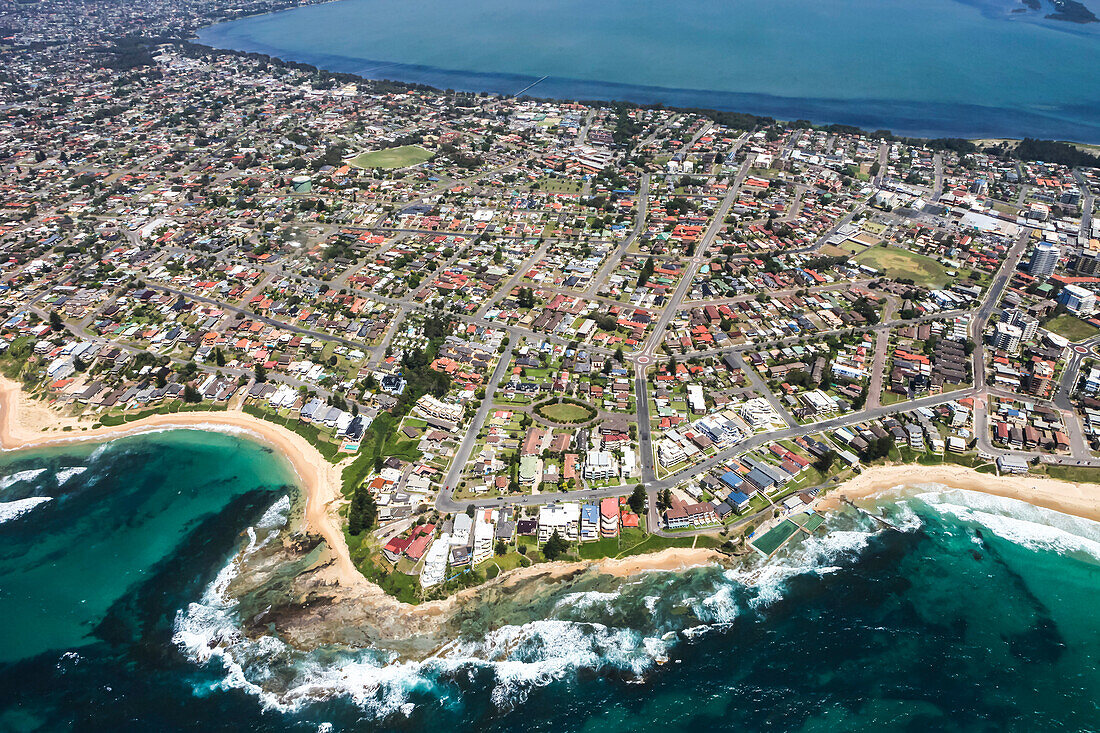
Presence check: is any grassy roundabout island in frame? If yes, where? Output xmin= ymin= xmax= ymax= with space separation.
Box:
xmin=534 ymin=398 xmax=598 ymax=423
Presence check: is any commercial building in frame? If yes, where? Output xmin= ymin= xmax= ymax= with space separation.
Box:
xmin=992 ymin=322 xmax=1023 ymax=353
xmin=996 ymin=455 xmax=1029 ymax=474
xmin=1058 ymin=284 xmax=1096 ymax=316
xmin=1029 ymin=242 xmax=1060 ymax=279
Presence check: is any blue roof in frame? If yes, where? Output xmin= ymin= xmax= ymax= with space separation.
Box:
xmin=581 ymin=504 xmax=599 ymax=522
xmin=720 ymin=471 xmax=743 ymax=488
xmin=727 ymin=491 xmax=751 ymax=506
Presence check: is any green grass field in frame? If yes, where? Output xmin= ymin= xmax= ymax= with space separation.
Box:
xmin=533 ymin=177 xmax=582 ymax=193
xmin=1042 ymin=464 xmax=1100 ymax=483
xmin=1044 ymin=314 xmax=1098 ymax=342
xmin=853 ymin=246 xmax=953 ymax=287
xmin=535 ymin=401 xmax=596 ymax=422
xmin=349 ymin=145 xmax=433 ymax=169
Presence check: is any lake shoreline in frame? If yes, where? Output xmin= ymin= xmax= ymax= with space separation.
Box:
xmin=189 ymin=0 xmax=1100 ymax=143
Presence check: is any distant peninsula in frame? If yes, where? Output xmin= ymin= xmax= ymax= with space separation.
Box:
xmin=1022 ymin=0 xmax=1099 ymax=23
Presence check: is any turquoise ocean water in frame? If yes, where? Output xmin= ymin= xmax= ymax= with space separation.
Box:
xmin=196 ymin=0 xmax=1100 ymax=140
xmin=0 ymin=429 xmax=1098 ymax=730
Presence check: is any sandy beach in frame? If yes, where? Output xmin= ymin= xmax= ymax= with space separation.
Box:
xmin=6 ymin=374 xmax=1100 ymax=610
xmin=0 ymin=377 xmax=363 ymax=588
xmin=816 ymin=464 xmax=1100 ymax=524
xmin=0 ymin=378 xmax=724 ymax=599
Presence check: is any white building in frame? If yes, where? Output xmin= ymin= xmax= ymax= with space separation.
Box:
xmin=620 ymin=447 xmax=637 ymax=478
xmin=992 ymin=322 xmax=1023 ymax=353
xmin=1029 ymin=241 xmax=1060 ymax=279
xmin=687 ymin=384 xmax=705 ymax=414
xmin=1060 ymin=284 xmax=1096 ymax=316
xmin=472 ymin=510 xmax=495 ymax=565
xmin=420 ymin=532 xmax=451 ymax=588
xmin=537 ymin=502 xmax=580 ymax=542
xmin=583 ymin=449 xmax=618 ymax=481
xmin=414 ymin=394 xmax=463 ymax=424
xmin=657 ymin=438 xmax=686 ymax=467
xmin=740 ymin=397 xmax=783 ymax=429
xmin=452 ymin=513 xmax=472 ymax=547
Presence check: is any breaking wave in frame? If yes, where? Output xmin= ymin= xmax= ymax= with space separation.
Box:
xmin=916 ymin=487 xmax=1100 ymax=562
xmin=173 ymin=498 xmax=908 ymax=720
xmin=0 ymin=495 xmax=53 ymax=524
xmin=177 ymin=485 xmax=1100 ymax=721
xmin=694 ymin=515 xmax=891 ymax=624
xmin=0 ymin=468 xmax=47 ymax=490
xmin=55 ymin=466 xmax=88 ymax=485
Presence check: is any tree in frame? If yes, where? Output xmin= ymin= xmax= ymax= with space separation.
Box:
xmin=183 ymin=384 xmax=202 ymax=403
xmin=637 ymin=256 xmax=655 ymax=286
xmin=49 ymin=310 xmax=63 ymax=331
xmin=814 ymin=450 xmax=836 ymax=473
xmin=659 ymin=488 xmax=672 ymax=510
xmin=214 ymin=347 xmax=226 ymax=367
xmin=348 ymin=486 xmax=377 ymax=535
xmin=254 ymin=363 xmax=267 ymax=383
xmin=628 ymin=485 xmax=646 ymax=514
xmin=495 ymin=540 xmax=507 ymax=556
xmin=542 ymin=529 xmax=568 ymax=561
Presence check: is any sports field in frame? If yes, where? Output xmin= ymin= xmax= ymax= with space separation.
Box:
xmin=853 ymin=246 xmax=953 ymax=288
xmin=349 ymin=145 xmax=432 ymax=169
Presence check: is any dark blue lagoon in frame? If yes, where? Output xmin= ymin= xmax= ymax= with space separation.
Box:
xmin=196 ymin=0 xmax=1100 ymax=140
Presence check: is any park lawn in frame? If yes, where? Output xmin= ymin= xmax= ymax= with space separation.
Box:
xmin=534 ymin=177 xmax=582 ymax=193
xmin=881 ymin=390 xmax=909 ymax=405
xmin=1039 ymin=464 xmax=1100 ymax=483
xmin=349 ymin=145 xmax=433 ymax=169
xmin=853 ymin=245 xmax=953 ymax=288
xmin=536 ymin=401 xmax=595 ymax=422
xmin=1044 ymin=314 xmax=1098 ymax=342
xmin=486 ymin=551 xmax=531 ymax=574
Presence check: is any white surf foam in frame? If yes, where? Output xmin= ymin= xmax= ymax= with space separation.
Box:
xmin=55 ymin=466 xmax=87 ymax=485
xmin=917 ymin=487 xmax=1100 ymax=561
xmin=176 ymin=555 xmax=670 ymax=717
xmin=554 ymin=590 xmax=621 ymax=612
xmin=175 ymin=495 xmax=914 ymax=718
xmin=0 ymin=468 xmax=47 ymax=490
xmin=0 ymin=495 xmax=52 ymax=524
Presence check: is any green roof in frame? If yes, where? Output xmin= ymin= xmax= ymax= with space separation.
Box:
xmin=520 ymin=455 xmax=540 ymax=481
